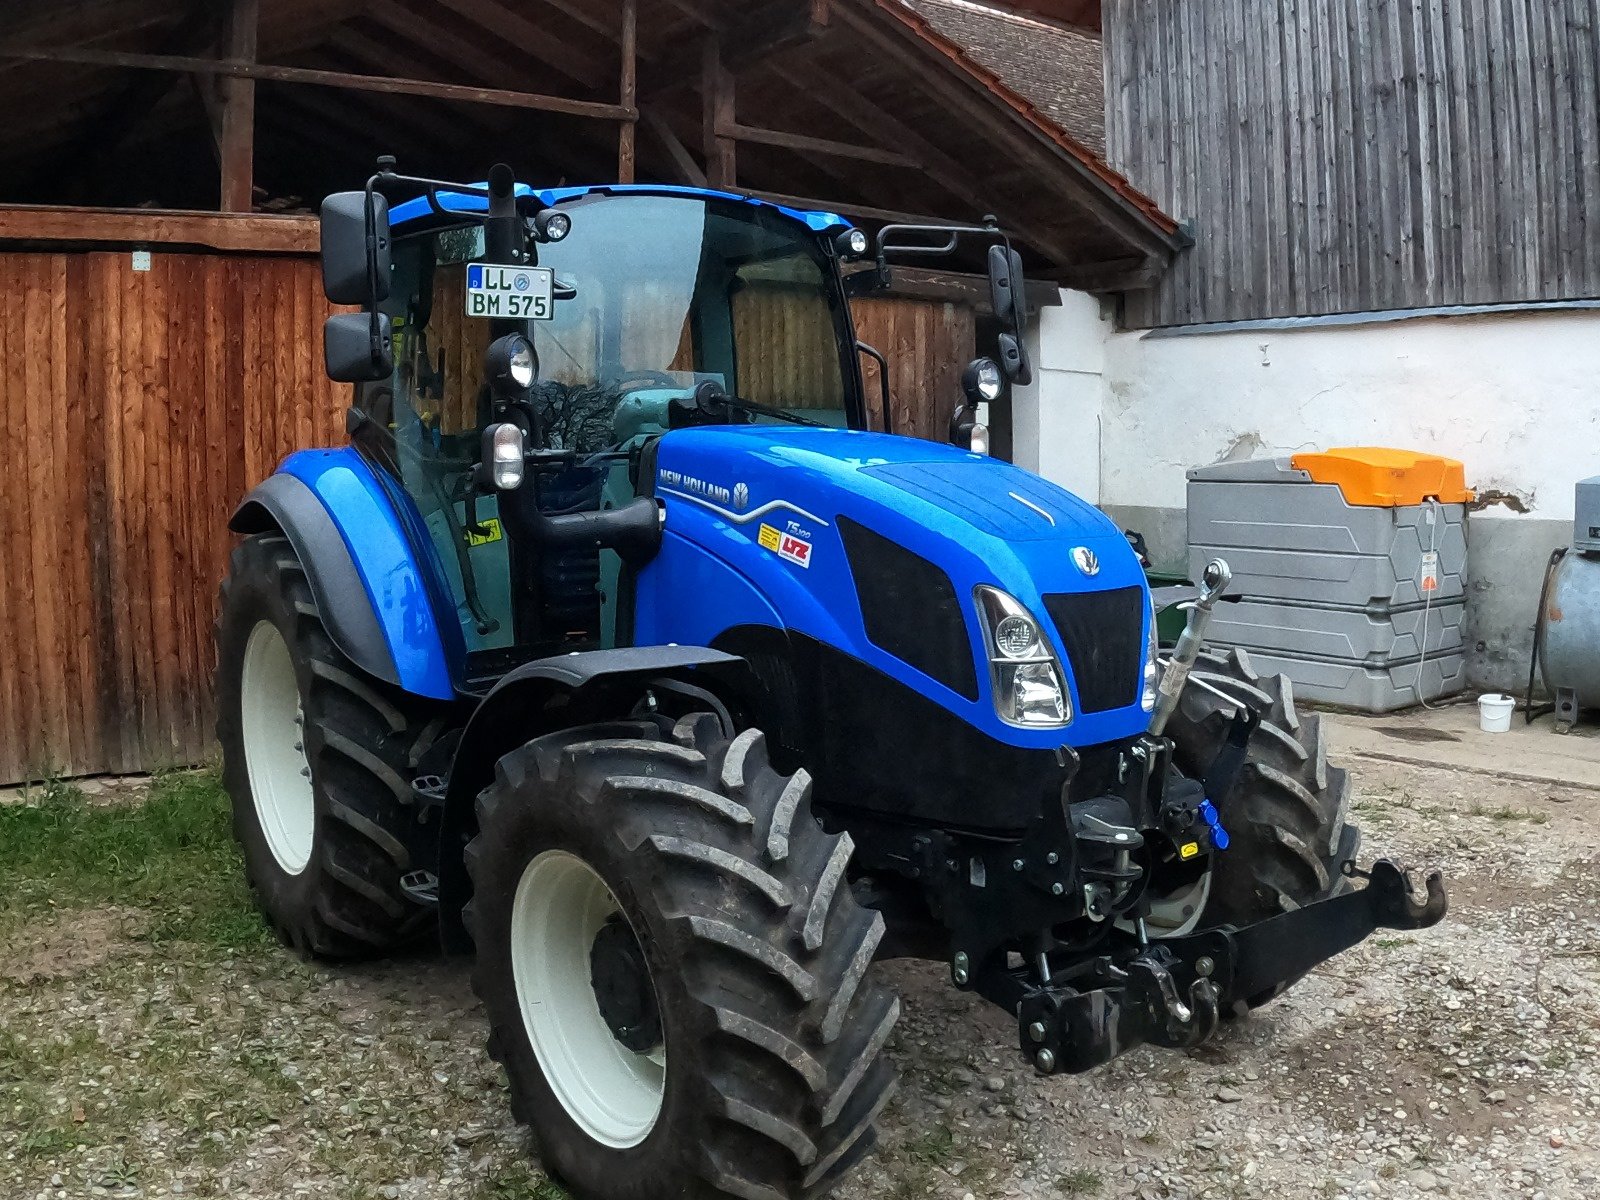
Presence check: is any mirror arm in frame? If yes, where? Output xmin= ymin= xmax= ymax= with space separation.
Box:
xmin=361 ymin=175 xmax=387 ymax=370
xmin=856 ymin=341 xmax=893 ymax=436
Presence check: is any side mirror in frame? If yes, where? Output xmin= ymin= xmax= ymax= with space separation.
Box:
xmin=320 ymin=191 xmax=391 ymax=306
xmin=324 ymin=312 xmax=393 ymax=383
xmin=996 ymin=331 xmax=1033 ymax=387
xmin=987 ymin=245 xmax=1034 ymax=385
xmin=987 ymin=244 xmax=1024 ymax=327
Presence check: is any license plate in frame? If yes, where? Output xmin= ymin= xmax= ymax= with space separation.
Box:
xmin=465 ymin=263 xmax=555 ymax=320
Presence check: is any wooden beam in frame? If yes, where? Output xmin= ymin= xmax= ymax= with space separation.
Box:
xmin=701 ymin=39 xmax=736 ymax=188
xmin=1047 ymin=255 xmax=1164 ymax=293
xmin=642 ymin=108 xmax=707 ymax=187
xmin=0 ymin=204 xmax=317 ymax=253
xmin=0 ymin=45 xmax=638 ymax=122
xmin=27 ymin=0 xmax=217 ymax=201
xmin=641 ymin=1 xmax=827 ymax=99
xmin=618 ymin=0 xmax=637 ymax=183
xmin=847 ymin=264 xmax=1064 ymax=311
xmin=770 ymin=61 xmax=1081 ymax=267
xmin=219 ymin=0 xmax=258 ymax=212
xmin=716 ymin=121 xmax=918 ymax=169
xmin=829 ymin=2 xmax=1175 ymax=258
xmin=390 ymin=0 xmax=606 ymax=93
xmin=538 ymin=0 xmax=624 ymax=41
xmin=747 ymin=189 xmax=968 ymax=228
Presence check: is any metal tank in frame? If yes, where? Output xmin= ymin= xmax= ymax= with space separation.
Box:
xmin=1535 ymin=475 xmax=1600 ymax=732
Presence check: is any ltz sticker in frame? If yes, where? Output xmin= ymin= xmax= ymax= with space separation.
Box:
xmin=758 ymin=523 xmax=812 ymax=569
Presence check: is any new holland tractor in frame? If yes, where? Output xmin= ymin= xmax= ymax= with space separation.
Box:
xmin=216 ymin=162 xmax=1446 ymax=1200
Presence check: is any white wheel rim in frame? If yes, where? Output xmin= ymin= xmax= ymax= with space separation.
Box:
xmin=240 ymin=620 xmax=316 ymax=875
xmin=1142 ymin=865 xmax=1214 ymax=937
xmin=510 ymin=850 xmax=666 ymax=1148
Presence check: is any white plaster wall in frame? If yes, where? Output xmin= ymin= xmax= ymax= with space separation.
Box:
xmin=1099 ymin=308 xmax=1600 ymax=521
xmin=1011 ymin=289 xmax=1113 ymax=502
xmin=1085 ymin=306 xmax=1600 ymax=690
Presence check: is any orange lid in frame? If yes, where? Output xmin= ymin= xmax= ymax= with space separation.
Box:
xmin=1289 ymin=447 xmax=1474 ymax=507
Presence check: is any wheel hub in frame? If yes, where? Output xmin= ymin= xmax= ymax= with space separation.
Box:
xmin=589 ymin=915 xmax=662 ymax=1053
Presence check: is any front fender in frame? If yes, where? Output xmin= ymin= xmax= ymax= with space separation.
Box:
xmin=230 ymin=448 xmax=453 ymax=700
xmin=434 ymin=645 xmax=759 ymax=953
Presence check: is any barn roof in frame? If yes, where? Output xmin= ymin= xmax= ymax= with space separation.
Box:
xmin=906 ymin=0 xmax=1105 ymax=155
xmin=0 ymin=0 xmax=1175 ymax=289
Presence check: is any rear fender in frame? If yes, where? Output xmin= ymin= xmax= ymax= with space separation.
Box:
xmin=229 ymin=449 xmax=454 ymax=700
xmin=435 ymin=645 xmax=759 ymax=953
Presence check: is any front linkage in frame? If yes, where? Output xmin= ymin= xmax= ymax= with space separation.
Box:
xmin=955 ymin=558 xmax=1449 ymax=1076
xmin=993 ymin=857 xmax=1447 ymax=1075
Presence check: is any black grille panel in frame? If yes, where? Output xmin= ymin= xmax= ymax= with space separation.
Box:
xmin=1042 ymin=586 xmax=1145 ymax=713
xmin=838 ymin=517 xmax=978 ymax=701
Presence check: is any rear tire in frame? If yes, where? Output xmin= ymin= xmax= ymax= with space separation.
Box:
xmin=216 ymin=533 xmax=445 ymax=957
xmin=1161 ymin=647 xmax=1360 ymax=1008
xmin=465 ymin=714 xmax=899 ymax=1200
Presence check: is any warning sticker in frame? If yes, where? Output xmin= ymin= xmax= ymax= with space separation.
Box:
xmin=758 ymin=523 xmax=812 ymax=569
xmin=466 ymin=518 xmax=504 ymax=547
xmin=1420 ymin=549 xmax=1440 ymax=593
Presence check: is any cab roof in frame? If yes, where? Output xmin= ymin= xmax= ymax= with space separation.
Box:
xmin=388 ymin=183 xmax=850 ymax=235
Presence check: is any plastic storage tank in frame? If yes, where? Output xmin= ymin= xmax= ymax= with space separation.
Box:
xmin=1187 ymin=448 xmax=1472 ymax=712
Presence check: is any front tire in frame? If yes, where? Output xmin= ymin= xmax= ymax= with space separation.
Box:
xmin=465 ymin=715 xmax=899 ymax=1200
xmin=1159 ymin=648 xmax=1360 ymax=1006
xmin=216 ymin=533 xmax=445 ymax=957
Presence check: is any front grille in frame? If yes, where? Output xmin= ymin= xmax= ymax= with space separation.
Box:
xmin=1042 ymin=586 xmax=1144 ymax=713
xmin=838 ymin=517 xmax=978 ymax=700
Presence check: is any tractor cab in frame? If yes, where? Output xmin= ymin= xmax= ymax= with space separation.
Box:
xmin=316 ymin=163 xmax=1026 ymax=693
xmin=337 ymin=174 xmax=867 ymax=684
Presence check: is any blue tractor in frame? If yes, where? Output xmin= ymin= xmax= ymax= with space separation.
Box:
xmin=216 ymin=163 xmax=1445 ymax=1199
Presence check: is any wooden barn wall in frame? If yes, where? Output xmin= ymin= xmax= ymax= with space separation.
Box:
xmin=1104 ymin=0 xmax=1600 ymax=327
xmin=0 ymin=234 xmax=971 ymax=783
xmin=852 ymin=296 xmax=975 ymax=441
xmin=0 ymin=247 xmax=345 ymax=785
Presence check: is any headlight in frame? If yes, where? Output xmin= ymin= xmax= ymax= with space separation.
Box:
xmin=534 ymin=209 xmax=571 ymax=242
xmin=507 ymin=338 xmax=535 ymax=387
xmin=975 ymin=586 xmax=1072 ymax=727
xmin=836 ymin=227 xmax=870 ymax=258
xmin=1141 ymin=590 xmax=1159 ymax=712
xmin=963 ymin=357 xmax=1004 ymax=404
xmin=486 ymin=332 xmax=536 ymax=392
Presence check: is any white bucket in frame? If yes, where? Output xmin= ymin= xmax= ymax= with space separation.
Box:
xmin=1478 ymin=693 xmax=1515 ymax=733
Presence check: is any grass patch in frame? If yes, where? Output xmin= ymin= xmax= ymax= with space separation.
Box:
xmin=0 ymin=767 xmax=269 ymax=951
xmin=1375 ymin=936 xmax=1417 ymax=950
xmin=903 ymin=1123 xmax=957 ymax=1168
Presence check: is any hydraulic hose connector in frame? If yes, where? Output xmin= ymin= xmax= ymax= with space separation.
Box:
xmin=1148 ymin=558 xmax=1232 ymax=737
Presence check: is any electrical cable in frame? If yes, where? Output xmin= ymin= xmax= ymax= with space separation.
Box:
xmin=1414 ymin=497 xmax=1445 ymax=710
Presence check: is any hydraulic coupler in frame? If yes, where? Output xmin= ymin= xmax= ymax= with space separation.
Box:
xmin=1148 ymin=557 xmax=1232 ymax=737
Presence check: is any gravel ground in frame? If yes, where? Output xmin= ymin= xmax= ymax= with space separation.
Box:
xmin=3 ymin=752 xmax=1598 ymax=1200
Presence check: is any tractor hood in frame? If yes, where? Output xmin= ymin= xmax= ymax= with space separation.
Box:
xmin=653 ymin=426 xmax=1122 ymax=546
xmin=638 ymin=426 xmax=1154 ymax=753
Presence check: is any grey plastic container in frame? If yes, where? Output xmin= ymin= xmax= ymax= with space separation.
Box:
xmin=1187 ymin=459 xmax=1466 ymax=608
xmin=1236 ymin=647 xmax=1467 ymax=713
xmin=1576 ymin=474 xmax=1600 ymax=553
xmin=1207 ymin=597 xmax=1464 ymax=665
